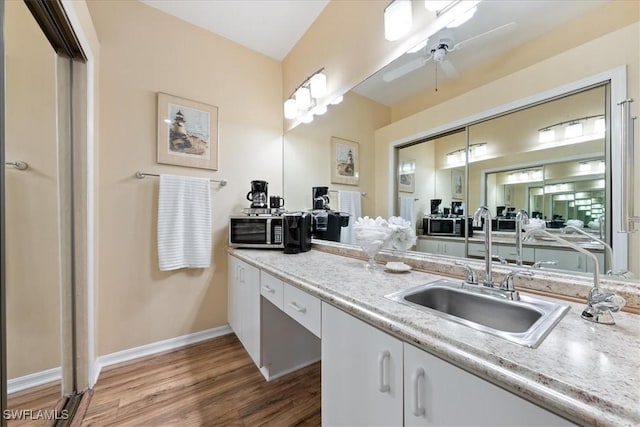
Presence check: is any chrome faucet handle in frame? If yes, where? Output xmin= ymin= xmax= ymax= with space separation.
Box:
xmin=455 ymin=261 xmax=477 ymax=285
xmin=532 ymin=260 xmax=558 ymax=269
xmin=491 ymin=254 xmax=508 ymax=265
xmin=499 ymin=270 xmax=533 ymax=300
xmin=581 ymin=287 xmax=626 ymax=325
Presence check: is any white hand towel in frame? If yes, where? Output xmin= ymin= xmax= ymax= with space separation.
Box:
xmin=399 ymin=196 xmax=416 ymax=229
xmin=158 ymin=174 xmax=212 ymax=271
xmin=338 ymin=190 xmax=362 ymax=245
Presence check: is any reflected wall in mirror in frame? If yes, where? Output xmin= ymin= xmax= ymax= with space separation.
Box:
xmin=282 ymin=1 xmax=637 ymax=280
xmin=283 ymin=91 xmax=389 ymax=218
xmin=5 ymin=0 xmax=63 ymax=415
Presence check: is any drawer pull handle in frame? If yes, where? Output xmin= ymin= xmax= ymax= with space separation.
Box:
xmin=412 ymin=367 xmax=426 ymax=417
xmin=288 ymin=301 xmax=306 ymax=313
xmin=378 ymin=350 xmax=391 ymax=393
xmin=262 ymin=285 xmax=275 ymax=293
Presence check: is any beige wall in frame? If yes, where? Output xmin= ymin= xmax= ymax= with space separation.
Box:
xmin=375 ymin=19 xmax=640 ymax=275
xmin=283 ymin=0 xmax=437 ymax=131
xmin=87 ymin=0 xmax=283 ymax=356
xmin=283 ymin=92 xmax=389 ymax=215
xmin=5 ymin=1 xmax=61 ymax=378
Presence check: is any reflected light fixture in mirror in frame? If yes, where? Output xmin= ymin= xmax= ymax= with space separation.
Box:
xmin=537 ymin=115 xmax=604 ymax=145
xmin=445 ymin=142 xmax=487 ymax=167
xmin=384 ymin=0 xmax=413 ymax=41
xmin=284 ymin=68 xmax=328 ymax=123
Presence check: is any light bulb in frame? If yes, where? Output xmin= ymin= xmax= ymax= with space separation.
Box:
xmin=313 ymin=104 xmax=327 ymax=115
xmin=284 ymin=99 xmax=297 ymax=119
xmin=564 ymin=122 xmax=583 ymax=139
xmin=309 ymin=72 xmax=327 ymax=98
xmin=295 ymin=86 xmax=311 ymax=110
xmin=538 ymin=128 xmax=555 ymax=143
xmin=384 ymin=0 xmax=413 ymax=41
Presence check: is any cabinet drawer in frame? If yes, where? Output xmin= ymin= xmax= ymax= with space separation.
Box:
xmin=283 ymin=283 xmax=321 ymax=338
xmin=260 ymin=271 xmax=284 ymax=309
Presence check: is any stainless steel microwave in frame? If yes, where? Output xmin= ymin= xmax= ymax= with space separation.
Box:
xmin=229 ymin=215 xmax=284 ymax=248
xmin=424 ymin=217 xmax=472 ymax=237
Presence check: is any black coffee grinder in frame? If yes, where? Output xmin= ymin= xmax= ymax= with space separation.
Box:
xmin=246 ymin=180 xmax=268 ymax=208
xmin=311 ymin=186 xmax=349 ymax=242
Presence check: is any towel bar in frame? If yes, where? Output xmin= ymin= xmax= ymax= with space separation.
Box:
xmin=135 ymin=171 xmax=227 ymax=186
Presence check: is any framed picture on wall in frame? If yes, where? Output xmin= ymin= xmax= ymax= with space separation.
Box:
xmin=157 ymin=92 xmax=219 ymax=170
xmin=398 ymin=159 xmax=415 ymax=193
xmin=451 ymin=168 xmax=464 ymax=200
xmin=331 ymin=137 xmax=359 ymax=186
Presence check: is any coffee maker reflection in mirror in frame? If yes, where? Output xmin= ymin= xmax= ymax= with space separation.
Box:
xmin=311 ymin=186 xmax=349 ymax=242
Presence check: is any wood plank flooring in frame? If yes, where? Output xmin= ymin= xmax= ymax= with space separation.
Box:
xmin=81 ymin=334 xmax=321 ymax=426
xmin=6 ymin=381 xmax=64 ymax=427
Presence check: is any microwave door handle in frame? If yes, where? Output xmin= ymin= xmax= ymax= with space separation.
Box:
xmin=266 ymin=218 xmax=272 ymax=244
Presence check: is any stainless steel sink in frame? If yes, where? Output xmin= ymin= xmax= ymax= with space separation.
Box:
xmin=385 ymin=279 xmax=570 ymax=348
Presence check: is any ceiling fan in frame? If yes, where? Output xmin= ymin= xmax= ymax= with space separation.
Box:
xmin=382 ymin=22 xmax=517 ymax=83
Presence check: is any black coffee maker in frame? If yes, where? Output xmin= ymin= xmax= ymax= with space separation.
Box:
xmin=311 ymin=186 xmax=349 ymax=242
xmin=283 ymin=212 xmax=312 ymax=254
xmin=246 ymin=180 xmax=268 ymax=208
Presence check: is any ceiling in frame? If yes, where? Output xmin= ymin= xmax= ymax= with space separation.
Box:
xmin=139 ymin=0 xmax=329 ymax=61
xmin=353 ymin=0 xmax=608 ymax=106
xmin=139 ymin=0 xmax=608 ymax=105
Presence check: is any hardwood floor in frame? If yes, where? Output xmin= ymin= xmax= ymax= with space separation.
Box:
xmin=6 ymin=381 xmax=64 ymax=427
xmin=81 ymin=334 xmax=321 ymax=426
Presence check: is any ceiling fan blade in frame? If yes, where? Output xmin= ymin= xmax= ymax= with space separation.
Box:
xmin=452 ymin=22 xmax=517 ymax=52
xmin=439 ymin=59 xmax=459 ymax=79
xmin=383 ymin=55 xmax=432 ymax=82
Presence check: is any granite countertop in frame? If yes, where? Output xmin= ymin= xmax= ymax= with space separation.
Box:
xmin=229 ymin=246 xmax=640 ymax=427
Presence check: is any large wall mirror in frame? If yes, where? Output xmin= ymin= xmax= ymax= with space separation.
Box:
xmin=283 ymin=1 xmax=637 ymax=281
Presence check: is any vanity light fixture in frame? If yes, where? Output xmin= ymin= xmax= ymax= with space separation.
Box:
xmin=424 ymin=0 xmax=455 ymax=12
xmin=445 ymin=142 xmax=487 ymax=166
xmin=330 ymin=95 xmax=343 ymax=105
xmin=384 ymin=0 xmax=413 ymax=41
xmin=284 ymin=68 xmax=333 ymax=123
xmin=537 ymin=115 xmax=604 ymax=144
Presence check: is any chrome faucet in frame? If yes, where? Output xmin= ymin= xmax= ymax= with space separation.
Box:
xmin=515 ymin=209 xmax=529 ymax=266
xmin=472 ymin=206 xmax=494 ymax=287
xmin=455 ymin=261 xmax=477 ymax=285
xmin=562 ymin=225 xmax=626 ymax=276
xmin=523 ymin=228 xmax=625 ymax=325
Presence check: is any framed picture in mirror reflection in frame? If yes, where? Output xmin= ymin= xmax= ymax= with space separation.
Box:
xmin=452 ymin=168 xmax=464 ymax=200
xmin=331 ymin=137 xmax=359 ymax=186
xmin=398 ymin=159 xmax=415 ymax=192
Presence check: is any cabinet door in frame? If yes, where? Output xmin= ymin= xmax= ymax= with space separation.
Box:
xmin=535 ymin=247 xmax=587 ymax=272
xmin=404 ymin=343 xmax=571 ymax=426
xmin=417 ymin=239 xmax=440 ymax=254
xmin=442 ymin=240 xmax=465 ymax=257
xmin=497 ymin=243 xmax=535 ymax=263
xmin=322 ymin=302 xmax=403 ymax=427
xmin=228 ymin=255 xmax=261 ymax=367
xmin=240 ymin=260 xmax=261 ymax=367
xmin=227 ymin=255 xmax=241 ymax=335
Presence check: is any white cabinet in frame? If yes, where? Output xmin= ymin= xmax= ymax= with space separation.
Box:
xmin=417 ymin=238 xmax=465 ymax=257
xmin=227 ymin=254 xmax=261 ymax=366
xmin=496 ymin=243 xmax=535 ymax=263
xmin=322 ymin=302 xmax=403 ymax=427
xmin=535 ymin=247 xmax=604 ymax=273
xmin=404 ymin=343 xmax=571 ymax=426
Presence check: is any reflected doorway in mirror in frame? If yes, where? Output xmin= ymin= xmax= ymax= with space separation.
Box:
xmin=331 ymin=137 xmax=359 ymax=186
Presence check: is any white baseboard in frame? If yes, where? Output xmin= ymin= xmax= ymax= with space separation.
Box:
xmin=8 ymin=367 xmax=62 ymax=394
xmin=93 ymin=325 xmax=232 ymax=385
xmin=260 ymin=357 xmax=321 ymax=382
